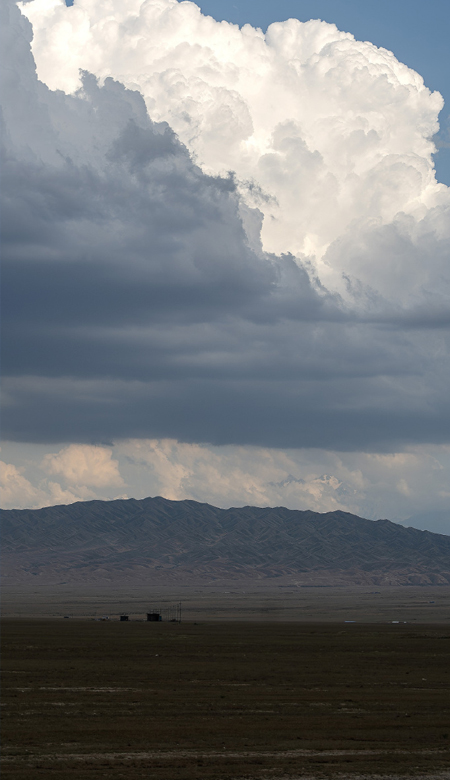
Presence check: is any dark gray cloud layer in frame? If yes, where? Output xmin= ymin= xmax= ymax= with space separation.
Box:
xmin=1 ymin=0 xmax=449 ymax=450
xmin=4 ymin=373 xmax=448 ymax=451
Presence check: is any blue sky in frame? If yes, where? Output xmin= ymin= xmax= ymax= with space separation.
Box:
xmin=197 ymin=0 xmax=450 ymax=185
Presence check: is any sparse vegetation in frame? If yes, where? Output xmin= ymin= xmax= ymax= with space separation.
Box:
xmin=2 ymin=619 xmax=450 ymax=779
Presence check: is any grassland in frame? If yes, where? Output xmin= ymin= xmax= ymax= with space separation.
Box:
xmin=2 ymin=618 xmax=450 ymax=779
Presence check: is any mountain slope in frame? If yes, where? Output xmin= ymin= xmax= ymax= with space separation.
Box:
xmin=2 ymin=497 xmax=450 ymax=586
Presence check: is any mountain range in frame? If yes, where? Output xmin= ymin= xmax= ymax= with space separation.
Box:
xmin=2 ymin=496 xmax=450 ymax=587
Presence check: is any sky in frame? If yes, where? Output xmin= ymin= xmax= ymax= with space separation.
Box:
xmin=1 ymin=0 xmax=449 ymax=534
xmin=196 ymin=0 xmax=450 ymax=186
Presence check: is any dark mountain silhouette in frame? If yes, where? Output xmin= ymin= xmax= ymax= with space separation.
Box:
xmin=2 ymin=496 xmax=450 ymax=586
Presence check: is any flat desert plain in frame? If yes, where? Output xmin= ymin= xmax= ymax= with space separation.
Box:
xmin=2 ymin=584 xmax=450 ymax=622
xmin=2 ymin=588 xmax=450 ymax=780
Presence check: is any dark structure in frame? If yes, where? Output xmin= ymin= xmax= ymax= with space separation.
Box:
xmin=147 ymin=603 xmax=181 ymax=622
xmin=120 ymin=615 xmax=129 ymax=621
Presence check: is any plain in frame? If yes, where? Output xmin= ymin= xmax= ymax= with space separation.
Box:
xmin=2 ymin=616 xmax=450 ymax=780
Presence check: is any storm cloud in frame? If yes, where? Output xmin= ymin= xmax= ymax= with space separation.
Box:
xmin=1 ymin=0 xmax=450 ymax=459
xmin=22 ymin=0 xmax=450 ymax=302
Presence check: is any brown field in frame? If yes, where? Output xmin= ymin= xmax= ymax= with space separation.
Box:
xmin=2 ymin=614 xmax=450 ymax=780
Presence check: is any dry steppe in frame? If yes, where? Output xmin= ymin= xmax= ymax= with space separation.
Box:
xmin=2 ymin=583 xmax=450 ymax=622
xmin=2 ymin=610 xmax=450 ymax=780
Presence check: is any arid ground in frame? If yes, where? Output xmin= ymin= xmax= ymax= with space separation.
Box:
xmin=2 ymin=584 xmax=450 ymax=622
xmin=2 ymin=596 xmax=450 ymax=780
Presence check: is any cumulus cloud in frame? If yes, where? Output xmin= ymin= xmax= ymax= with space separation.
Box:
xmin=1 ymin=439 xmax=449 ymax=533
xmin=0 ymin=439 xmax=126 ymax=509
xmin=118 ymin=438 xmax=357 ymax=512
xmin=0 ymin=460 xmax=43 ymax=507
xmin=21 ymin=0 xmax=450 ymax=302
xmin=1 ymin=0 xmax=450 ymax=475
xmin=42 ymin=444 xmax=123 ymax=487
xmin=115 ymin=439 xmax=450 ymax=523
xmin=0 ymin=457 xmax=105 ymax=508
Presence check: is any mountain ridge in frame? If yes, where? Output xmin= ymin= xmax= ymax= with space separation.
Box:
xmin=2 ymin=496 xmax=450 ymax=587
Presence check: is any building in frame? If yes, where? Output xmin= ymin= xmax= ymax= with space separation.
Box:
xmin=146 ymin=612 xmax=162 ymax=622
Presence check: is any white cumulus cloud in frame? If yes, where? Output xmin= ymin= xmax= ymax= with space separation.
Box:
xmin=0 ymin=460 xmax=42 ymax=507
xmin=22 ymin=0 xmax=450 ymax=302
xmin=0 ymin=458 xmax=97 ymax=508
xmin=2 ymin=439 xmax=449 ymax=532
xmin=42 ymin=444 xmax=124 ymax=487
